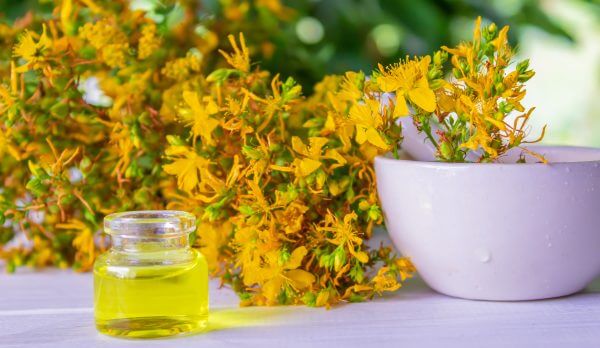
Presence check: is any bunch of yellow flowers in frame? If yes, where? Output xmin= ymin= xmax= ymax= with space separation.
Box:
xmin=0 ymin=0 xmax=543 ymax=307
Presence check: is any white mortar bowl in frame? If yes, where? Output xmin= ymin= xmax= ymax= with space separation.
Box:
xmin=375 ymin=145 xmax=600 ymax=301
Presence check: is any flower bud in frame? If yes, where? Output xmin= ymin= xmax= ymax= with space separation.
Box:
xmin=518 ymin=71 xmax=535 ymax=82
xmin=433 ymin=50 xmax=448 ymax=66
xmin=483 ymin=23 xmax=497 ymax=41
xmin=452 ymin=68 xmax=462 ymax=79
xmin=494 ymin=82 xmax=505 ymax=94
xmin=516 ymin=59 xmax=530 ymax=73
xmin=440 ymin=141 xmax=453 ymax=160
xmin=427 ymin=67 xmax=441 ymax=80
xmin=50 ymin=102 xmax=69 ymax=119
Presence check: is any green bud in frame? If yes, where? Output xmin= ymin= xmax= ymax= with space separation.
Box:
xmin=166 ymin=135 xmax=185 ymax=146
xmin=239 ymin=205 xmax=254 ymax=216
xmin=125 ymin=165 xmax=136 ymax=179
xmin=50 ymin=102 xmax=69 ymax=119
xmin=440 ymin=142 xmax=453 ymax=160
xmin=516 ymin=59 xmax=530 ymax=73
xmin=269 ymin=143 xmax=281 ymax=152
xmin=281 ymin=77 xmax=302 ymax=103
xmin=242 ymin=145 xmax=263 ymax=160
xmin=494 ymin=82 xmax=505 ymax=94
xmin=206 ymin=68 xmax=238 ymax=83
xmin=333 ymin=247 xmax=346 ymax=272
xmin=368 ymin=206 xmax=381 ymax=221
xmin=427 ymin=67 xmax=442 ymax=80
xmin=26 ymin=178 xmax=47 ymax=197
xmin=302 ymin=292 xmax=317 ymax=307
xmin=433 ymin=50 xmax=448 ymax=66
xmin=349 ymin=263 xmax=365 ymax=283
xmin=429 ymin=79 xmax=444 ymax=90
xmin=518 ymin=71 xmax=535 ymax=82
xmin=79 ymin=156 xmax=92 ymax=172
xmin=483 ymin=23 xmax=497 ymax=41
xmin=499 ymin=102 xmax=514 ymax=114
xmin=452 ymin=68 xmax=462 ymax=79
xmin=278 ymin=249 xmax=291 ymax=266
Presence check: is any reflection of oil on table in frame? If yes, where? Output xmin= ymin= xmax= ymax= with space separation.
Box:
xmin=1 ymin=271 xmax=599 ymax=348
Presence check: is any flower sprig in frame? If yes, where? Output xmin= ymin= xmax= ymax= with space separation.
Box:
xmin=417 ymin=17 xmax=544 ymax=162
xmin=163 ymin=34 xmax=415 ymax=307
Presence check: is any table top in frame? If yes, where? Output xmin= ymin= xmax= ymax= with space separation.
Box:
xmin=1 ymin=270 xmax=599 ymax=348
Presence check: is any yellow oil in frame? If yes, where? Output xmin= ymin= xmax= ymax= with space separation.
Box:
xmin=94 ymin=249 xmax=208 ymax=338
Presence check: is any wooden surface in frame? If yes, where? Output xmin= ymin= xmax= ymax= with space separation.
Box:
xmin=1 ymin=270 xmax=599 ymax=348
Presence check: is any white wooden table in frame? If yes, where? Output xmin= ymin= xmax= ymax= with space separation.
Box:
xmin=1 ymin=270 xmax=599 ymax=348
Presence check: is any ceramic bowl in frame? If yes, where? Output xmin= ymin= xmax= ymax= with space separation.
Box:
xmin=375 ymin=145 xmax=600 ymax=301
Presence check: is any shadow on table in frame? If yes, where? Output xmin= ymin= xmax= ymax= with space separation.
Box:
xmin=0 ymin=306 xmax=299 ymax=345
xmin=375 ymin=275 xmax=600 ymax=304
xmin=203 ymin=306 xmax=295 ymax=333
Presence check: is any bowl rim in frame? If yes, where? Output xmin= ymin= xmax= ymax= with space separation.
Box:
xmin=375 ymin=145 xmax=600 ymax=167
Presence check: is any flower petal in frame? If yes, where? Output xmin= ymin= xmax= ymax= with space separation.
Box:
xmin=393 ymin=93 xmax=409 ymax=118
xmin=183 ymin=91 xmax=202 ymax=112
xmin=299 ymin=158 xmax=322 ymax=177
xmin=262 ymin=277 xmax=285 ymax=303
xmin=286 ymin=269 xmax=316 ymax=290
xmin=286 ymin=246 xmax=308 ymax=269
xmin=365 ymin=128 xmax=389 ymax=150
xmin=355 ymin=126 xmax=368 ymax=144
xmin=408 ymin=87 xmax=436 ymax=112
xmin=377 ymin=75 xmax=401 ymax=92
xmin=291 ymin=136 xmax=307 ymax=155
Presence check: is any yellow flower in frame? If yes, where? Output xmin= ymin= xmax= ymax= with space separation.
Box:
xmin=337 ymin=71 xmax=364 ymax=102
xmin=348 ymin=98 xmax=389 ymax=150
xmin=57 ymin=219 xmax=95 ymax=271
xmin=79 ymin=19 xmax=129 ymax=68
xmin=181 ymin=91 xmax=220 ymax=146
xmin=198 ymin=221 xmax=232 ymax=274
xmin=255 ymin=246 xmax=316 ymax=304
xmin=13 ymin=24 xmax=52 ymax=72
xmin=219 ymin=33 xmax=250 ymax=73
xmin=320 ymin=212 xmax=369 ymax=264
xmin=286 ymin=136 xmax=346 ymax=178
xmin=79 ymin=19 xmax=127 ymax=50
xmin=101 ymin=43 xmax=129 ymax=68
xmin=163 ymin=145 xmax=210 ymax=193
xmin=275 ymin=201 xmax=308 ymax=234
xmin=138 ymin=23 xmax=162 ymax=59
xmin=162 ymin=52 xmax=202 ymax=80
xmin=376 ymin=56 xmax=436 ymax=116
xmin=371 ymin=266 xmax=401 ymax=294
xmin=395 ymin=258 xmax=416 ymax=281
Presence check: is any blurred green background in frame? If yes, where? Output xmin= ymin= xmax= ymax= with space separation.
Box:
xmin=1 ymin=0 xmax=598 ymax=145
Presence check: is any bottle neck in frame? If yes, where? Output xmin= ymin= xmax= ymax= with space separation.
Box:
xmin=110 ymin=235 xmax=190 ymax=253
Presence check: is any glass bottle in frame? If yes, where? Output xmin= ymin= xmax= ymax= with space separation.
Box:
xmin=94 ymin=210 xmax=208 ymax=338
